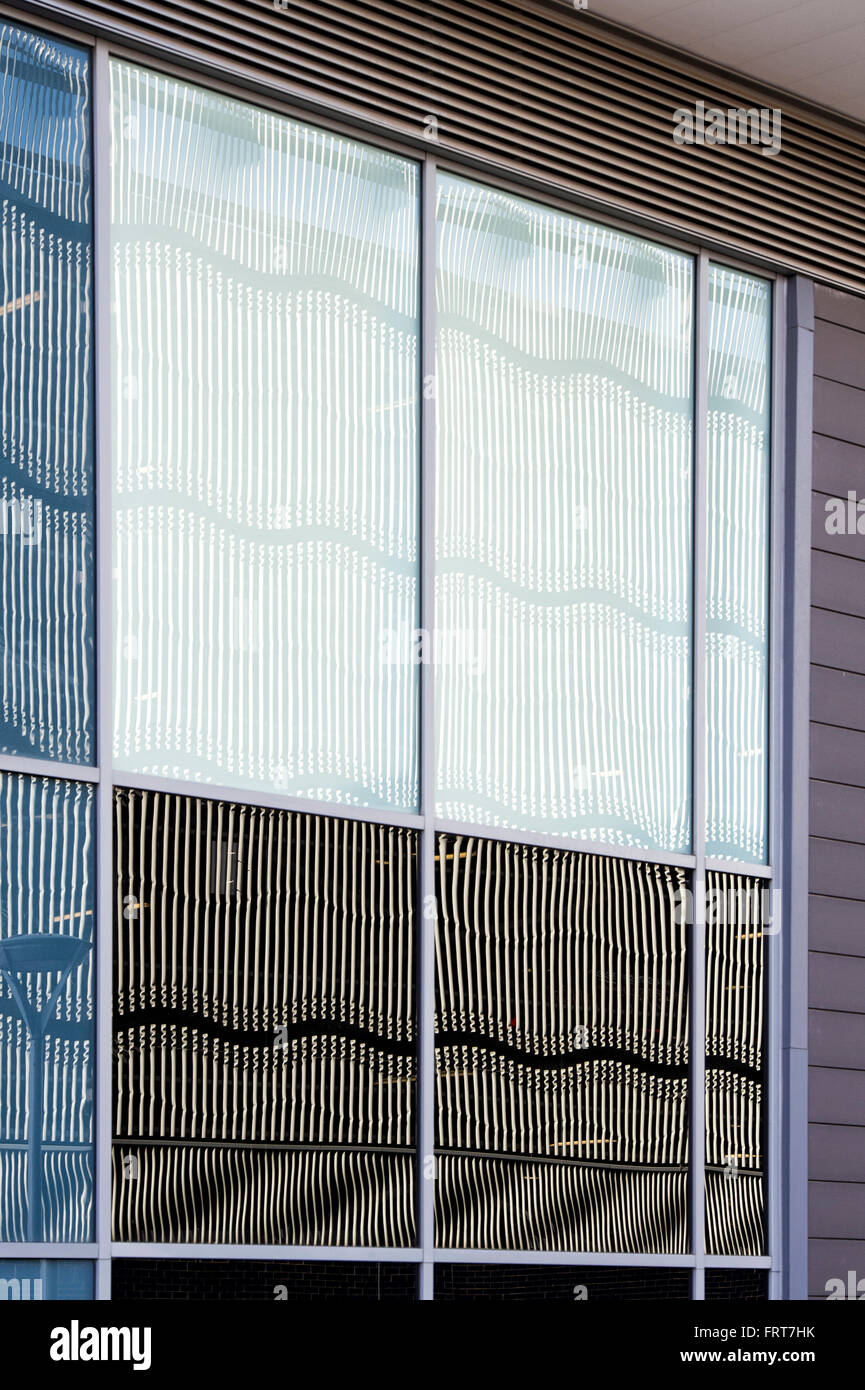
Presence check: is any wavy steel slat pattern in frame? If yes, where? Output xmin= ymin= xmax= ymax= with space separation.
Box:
xmin=112 ymin=788 xmax=417 ymax=1245
xmin=434 ymin=835 xmax=689 ymax=1251
xmin=0 ymin=772 xmax=95 ymax=1241
xmin=435 ymin=174 xmax=693 ymax=850
xmin=0 ymin=25 xmax=94 ymax=763
xmin=704 ymin=870 xmax=766 ymax=1257
xmin=110 ymin=63 xmax=419 ymax=810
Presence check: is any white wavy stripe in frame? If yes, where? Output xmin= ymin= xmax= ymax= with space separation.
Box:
xmin=435 ymin=175 xmax=693 ymax=848
xmin=110 ymin=61 xmax=419 ymax=809
xmin=112 ymin=788 xmax=416 ymax=1245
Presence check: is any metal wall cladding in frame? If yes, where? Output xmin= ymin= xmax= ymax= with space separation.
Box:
xmin=808 ymin=283 xmax=865 ymax=1298
xmin=112 ymin=789 xmax=418 ymax=1245
xmin=22 ymin=0 xmax=865 ymax=291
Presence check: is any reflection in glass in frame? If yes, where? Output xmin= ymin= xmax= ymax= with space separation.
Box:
xmin=113 ymin=788 xmax=417 ymax=1244
xmin=705 ymin=1268 xmax=768 ymax=1300
xmin=706 ymin=268 xmax=771 ymax=862
xmin=0 ymin=774 xmax=95 ymax=1241
xmin=111 ymin=63 xmax=419 ymax=810
xmin=435 ymin=835 xmax=689 ymax=1251
xmin=435 ymin=1264 xmax=690 ymax=1300
xmin=0 ymin=27 xmax=94 ymax=763
xmin=705 ymin=871 xmax=766 ymax=1256
xmin=113 ymin=1259 xmax=417 ymax=1300
xmin=0 ymin=1259 xmax=93 ymax=1299
xmin=435 ymin=175 xmax=693 ymax=850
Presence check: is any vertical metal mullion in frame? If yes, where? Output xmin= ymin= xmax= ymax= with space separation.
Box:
xmin=93 ymin=39 xmax=113 ymax=1302
xmin=780 ymin=276 xmax=814 ymax=1302
xmin=690 ymin=250 xmax=710 ymax=1302
xmin=417 ymin=153 xmax=436 ymax=1301
xmin=767 ymin=277 xmax=786 ymax=1300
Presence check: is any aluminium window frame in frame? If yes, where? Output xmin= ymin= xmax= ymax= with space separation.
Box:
xmin=0 ymin=9 xmax=809 ymax=1303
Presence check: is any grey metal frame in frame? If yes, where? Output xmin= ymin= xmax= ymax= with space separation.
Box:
xmin=0 ymin=7 xmax=810 ymax=1304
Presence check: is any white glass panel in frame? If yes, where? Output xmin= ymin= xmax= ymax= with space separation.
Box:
xmin=435 ymin=175 xmax=693 ymax=850
xmin=111 ymin=64 xmax=419 ymax=810
xmin=706 ymin=267 xmax=771 ymax=863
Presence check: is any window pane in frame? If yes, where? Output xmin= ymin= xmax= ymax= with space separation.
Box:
xmin=436 ymin=175 xmax=693 ymax=850
xmin=111 ymin=64 xmax=419 ymax=810
xmin=0 ymin=1259 xmax=93 ymax=1299
xmin=435 ymin=1264 xmax=690 ymax=1300
xmin=706 ymin=268 xmax=771 ymax=862
xmin=113 ymin=1259 xmax=417 ymax=1300
xmin=705 ymin=1268 xmax=767 ymax=1299
xmin=435 ymin=835 xmax=689 ymax=1251
xmin=0 ymin=774 xmax=95 ymax=1241
xmin=113 ymin=789 xmax=417 ymax=1244
xmin=705 ymin=872 xmax=767 ymax=1256
xmin=0 ymin=26 xmax=94 ymax=763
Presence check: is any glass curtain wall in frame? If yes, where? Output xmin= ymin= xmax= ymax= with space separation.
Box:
xmin=0 ymin=24 xmax=774 ymax=1298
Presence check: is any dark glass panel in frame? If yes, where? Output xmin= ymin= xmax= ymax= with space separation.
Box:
xmin=435 ymin=1264 xmax=690 ymax=1300
xmin=435 ymin=834 xmax=689 ymax=1252
xmin=112 ymin=788 xmax=417 ymax=1244
xmin=705 ymin=1268 xmax=768 ymax=1300
xmin=705 ymin=872 xmax=767 ymax=1256
xmin=112 ymin=1258 xmax=416 ymax=1300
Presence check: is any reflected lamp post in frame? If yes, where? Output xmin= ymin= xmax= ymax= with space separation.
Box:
xmin=0 ymin=933 xmax=92 ymax=1241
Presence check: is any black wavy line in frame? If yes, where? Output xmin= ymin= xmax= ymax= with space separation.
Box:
xmin=113 ymin=1007 xmax=414 ymax=1058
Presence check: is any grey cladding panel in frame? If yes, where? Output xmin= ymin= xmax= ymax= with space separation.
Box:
xmin=810 ymin=666 xmax=865 ymax=732
xmin=811 ymin=550 xmax=865 ymax=617
xmin=812 ymin=493 xmax=865 ymax=564
xmin=813 ymin=378 xmax=865 ymax=448
xmin=808 ymin=951 xmax=865 ymax=1012
xmin=809 ymin=782 xmax=865 ymax=844
xmin=809 ymin=1183 xmax=865 ymax=1239
xmin=809 ymin=1066 xmax=865 ymax=1124
xmin=810 ymin=838 xmax=865 ymax=901
xmin=815 ymin=286 xmax=865 ymax=333
xmin=811 ymin=723 xmax=865 ymax=786
xmin=810 ymin=1125 xmax=865 ymax=1184
xmin=809 ymin=1238 xmax=865 ymax=1297
xmin=810 ymin=1009 xmax=865 ymax=1069
xmin=812 ymin=433 xmax=865 ymax=500
xmin=809 ymin=896 xmax=865 ymax=956
xmin=814 ymin=319 xmax=865 ymax=390
xmin=811 ymin=611 xmax=865 ymax=675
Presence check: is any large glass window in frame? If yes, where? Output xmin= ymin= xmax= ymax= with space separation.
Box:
xmin=0 ymin=26 xmax=94 ymax=764
xmin=0 ymin=773 xmax=95 ymax=1241
xmin=0 ymin=27 xmax=781 ymax=1299
xmin=110 ymin=65 xmax=420 ymax=810
xmin=436 ymin=176 xmax=694 ymax=851
xmin=113 ymin=788 xmax=417 ymax=1245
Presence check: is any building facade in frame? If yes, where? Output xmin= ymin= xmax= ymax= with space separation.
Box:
xmin=0 ymin=0 xmax=861 ymax=1301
